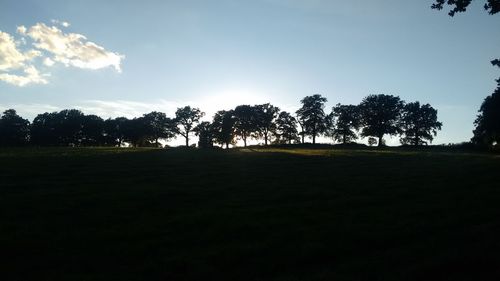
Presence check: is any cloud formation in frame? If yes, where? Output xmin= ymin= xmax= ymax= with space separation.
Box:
xmin=0 ymin=65 xmax=48 ymax=86
xmin=19 ymin=23 xmax=123 ymax=72
xmin=0 ymin=21 xmax=123 ymax=86
xmin=0 ymin=31 xmax=46 ymax=86
xmin=51 ymin=19 xmax=70 ymax=28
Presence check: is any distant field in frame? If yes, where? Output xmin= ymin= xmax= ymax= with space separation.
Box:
xmin=1 ymin=147 xmax=499 ymax=281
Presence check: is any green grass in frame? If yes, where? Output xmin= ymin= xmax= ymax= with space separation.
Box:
xmin=1 ymin=147 xmax=499 ymax=281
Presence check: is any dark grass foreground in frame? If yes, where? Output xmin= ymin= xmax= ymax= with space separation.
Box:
xmin=1 ymin=147 xmax=500 ymax=281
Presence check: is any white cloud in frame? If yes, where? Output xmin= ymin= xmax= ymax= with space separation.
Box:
xmin=0 ymin=31 xmax=47 ymax=86
xmin=25 ymin=23 xmax=123 ymax=72
xmin=43 ymin=57 xmax=55 ymax=66
xmin=0 ymin=31 xmax=40 ymax=71
xmin=51 ymin=19 xmax=70 ymax=28
xmin=0 ymin=65 xmax=49 ymax=86
xmin=16 ymin=25 xmax=27 ymax=35
xmin=1 ymin=21 xmax=124 ymax=87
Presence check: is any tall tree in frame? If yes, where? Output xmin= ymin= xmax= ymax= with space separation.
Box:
xmin=328 ymin=104 xmax=361 ymax=144
xmin=175 ymin=106 xmax=205 ymax=147
xmin=274 ymin=111 xmax=299 ymax=144
xmin=472 ymin=86 xmax=500 ymax=147
xmin=400 ymin=102 xmax=443 ymax=146
xmin=30 ymin=109 xmax=86 ymax=146
xmin=432 ymin=0 xmax=499 ymax=147
xmin=212 ymin=110 xmax=235 ymax=148
xmin=31 ymin=112 xmax=58 ymax=146
xmin=103 ymin=117 xmax=128 ymax=146
xmin=0 ymin=109 xmax=30 ymax=146
xmin=56 ymin=109 xmax=87 ymax=146
xmin=255 ymin=103 xmax=280 ymax=145
xmin=81 ymin=114 xmax=105 ymax=146
xmin=233 ymin=105 xmax=259 ymax=147
xmin=194 ymin=121 xmax=214 ymax=148
xmin=359 ymin=94 xmax=404 ymax=147
xmin=143 ymin=111 xmax=176 ymax=147
xmin=296 ymin=94 xmax=328 ymax=144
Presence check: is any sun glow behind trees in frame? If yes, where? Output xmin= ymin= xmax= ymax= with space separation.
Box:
xmin=0 ymin=94 xmax=447 ymax=148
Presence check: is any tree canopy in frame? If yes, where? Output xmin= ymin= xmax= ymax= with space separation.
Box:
xmin=274 ymin=111 xmax=299 ymax=144
xmin=327 ymin=104 xmax=361 ymax=144
xmin=175 ymin=106 xmax=205 ymax=147
xmin=400 ymin=102 xmax=442 ymax=146
xmin=472 ymin=86 xmax=500 ymax=147
xmin=0 ymin=109 xmax=30 ymax=146
xmin=143 ymin=111 xmax=177 ymax=146
xmin=255 ymin=103 xmax=280 ymax=145
xmin=359 ymin=94 xmax=404 ymax=146
xmin=233 ymin=105 xmax=260 ymax=147
xmin=0 ymin=94 xmax=447 ymax=148
xmin=194 ymin=121 xmax=214 ymax=148
xmin=212 ymin=110 xmax=236 ymax=149
xmin=296 ymin=94 xmax=328 ymax=144
xmin=431 ymin=0 xmax=500 ymax=16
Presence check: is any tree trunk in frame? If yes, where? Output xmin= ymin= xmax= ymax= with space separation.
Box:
xmin=185 ymin=135 xmax=189 ymax=147
xmin=225 ymin=142 xmax=229 ymax=149
xmin=264 ymin=134 xmax=268 ymax=146
xmin=343 ymin=134 xmax=346 ymax=144
xmin=301 ymin=133 xmax=305 ymax=144
xmin=312 ymin=134 xmax=316 ymax=144
xmin=243 ymin=137 xmax=247 ymax=147
xmin=378 ymin=135 xmax=383 ymax=147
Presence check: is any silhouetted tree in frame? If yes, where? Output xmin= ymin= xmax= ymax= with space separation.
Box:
xmin=175 ymin=106 xmax=205 ymax=147
xmin=255 ymin=103 xmax=280 ymax=145
xmin=432 ymin=0 xmax=499 ymax=148
xmin=103 ymin=117 xmax=128 ymax=146
xmin=400 ymin=102 xmax=442 ymax=146
xmin=296 ymin=94 xmax=328 ymax=144
xmin=81 ymin=114 xmax=105 ymax=146
xmin=122 ymin=117 xmax=148 ymax=147
xmin=31 ymin=112 xmax=57 ymax=145
xmin=212 ymin=110 xmax=235 ymax=148
xmin=194 ymin=121 xmax=214 ymax=148
xmin=274 ymin=111 xmax=299 ymax=144
xmin=56 ymin=109 xmax=86 ymax=146
xmin=0 ymin=109 xmax=30 ymax=146
xmin=431 ymin=0 xmax=500 ymax=16
xmin=31 ymin=109 xmax=87 ymax=146
xmin=233 ymin=105 xmax=260 ymax=147
xmin=359 ymin=94 xmax=404 ymax=147
xmin=472 ymin=86 xmax=500 ymax=147
xmin=143 ymin=111 xmax=176 ymax=147
xmin=327 ymin=104 xmax=361 ymax=144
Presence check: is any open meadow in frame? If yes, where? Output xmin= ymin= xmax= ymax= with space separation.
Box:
xmin=1 ymin=147 xmax=500 ymax=281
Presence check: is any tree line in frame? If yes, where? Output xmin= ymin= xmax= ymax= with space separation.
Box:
xmin=0 ymin=94 xmax=450 ymax=148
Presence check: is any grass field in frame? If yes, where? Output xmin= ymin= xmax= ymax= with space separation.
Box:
xmin=1 ymin=147 xmax=500 ymax=281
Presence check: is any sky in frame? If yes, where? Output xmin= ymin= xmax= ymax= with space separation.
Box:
xmin=1 ymin=0 xmax=499 ymax=145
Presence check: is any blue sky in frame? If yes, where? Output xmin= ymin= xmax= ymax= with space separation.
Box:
xmin=1 ymin=0 xmax=499 ymax=145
